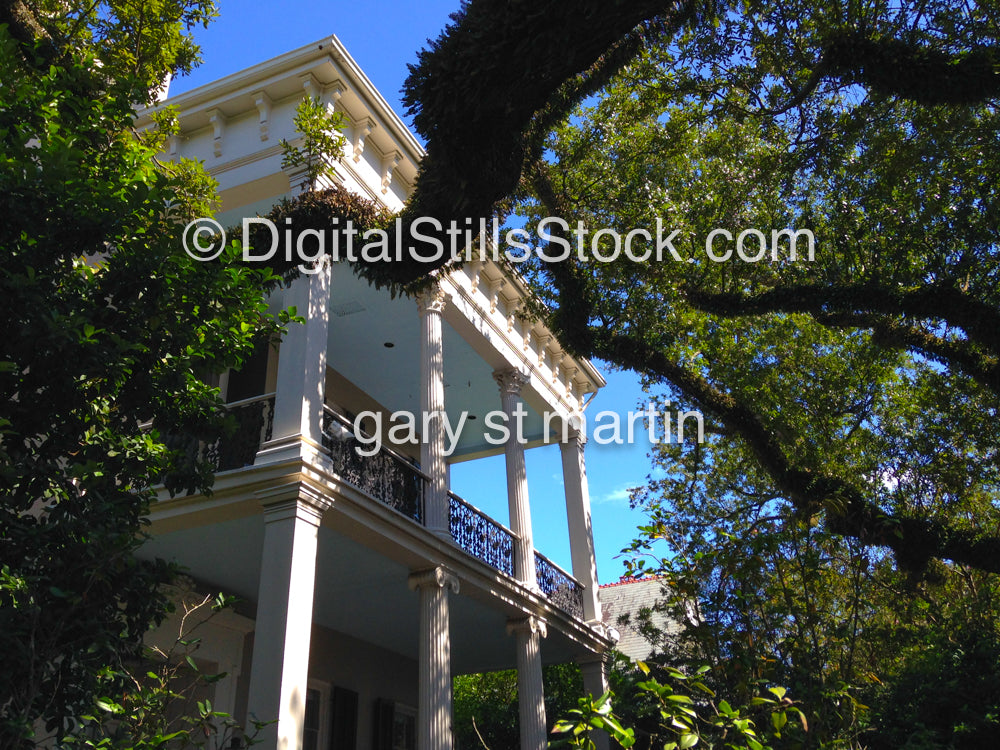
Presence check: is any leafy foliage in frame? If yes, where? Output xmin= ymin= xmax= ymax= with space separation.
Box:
xmin=551 ymin=662 xmax=803 ymax=750
xmin=280 ymin=96 xmax=347 ymax=191
xmin=62 ymin=592 xmax=267 ymax=749
xmin=509 ymin=0 xmax=1000 ymax=574
xmin=454 ymin=664 xmax=584 ymax=749
xmin=0 ymin=2 xmax=286 ymax=744
xmin=621 ymin=433 xmax=1000 ymax=747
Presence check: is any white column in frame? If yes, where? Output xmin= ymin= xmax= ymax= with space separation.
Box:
xmin=256 ymin=259 xmax=331 ymax=465
xmin=417 ymin=286 xmax=450 ymax=538
xmin=246 ymin=487 xmax=329 ymax=750
xmin=493 ymin=368 xmax=537 ymax=588
xmin=507 ymin=616 xmax=547 ymax=750
xmin=559 ymin=426 xmax=602 ymax=623
xmin=579 ymin=658 xmax=610 ymax=750
xmin=409 ymin=567 xmax=460 ymax=750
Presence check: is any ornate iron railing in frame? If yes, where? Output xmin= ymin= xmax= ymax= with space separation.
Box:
xmin=321 ymin=407 xmax=426 ymax=524
xmin=163 ymin=394 xmax=275 ymax=474
xmin=448 ymin=492 xmax=515 ymax=576
xmin=174 ymin=398 xmax=586 ymax=618
xmin=535 ymin=551 xmax=585 ymax=619
xmin=213 ymin=394 xmax=275 ymax=471
xmin=447 ymin=492 xmax=585 ymax=619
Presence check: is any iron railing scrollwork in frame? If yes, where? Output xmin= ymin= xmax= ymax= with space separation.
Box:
xmin=448 ymin=492 xmax=515 ymax=576
xmin=321 ymin=407 xmax=426 ymax=524
xmin=164 ymin=394 xmax=275 ymax=474
xmin=213 ymin=395 xmax=275 ymax=471
xmin=534 ymin=551 xmax=585 ymax=619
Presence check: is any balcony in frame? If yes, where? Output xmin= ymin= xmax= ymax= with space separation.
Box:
xmin=190 ymin=398 xmax=586 ymax=619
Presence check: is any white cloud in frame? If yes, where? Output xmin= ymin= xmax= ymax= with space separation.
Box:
xmin=594 ymin=483 xmax=640 ymax=506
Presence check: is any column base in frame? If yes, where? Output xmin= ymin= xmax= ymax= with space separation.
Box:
xmin=430 ymin=526 xmax=453 ymax=543
xmin=255 ymin=434 xmax=324 ymax=466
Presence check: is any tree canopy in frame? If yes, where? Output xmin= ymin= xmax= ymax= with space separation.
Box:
xmin=368 ymin=0 xmax=1000 ymax=575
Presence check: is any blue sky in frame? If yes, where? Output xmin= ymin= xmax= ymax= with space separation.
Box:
xmin=172 ymin=0 xmax=660 ymax=582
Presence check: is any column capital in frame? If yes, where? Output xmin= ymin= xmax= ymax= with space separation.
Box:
xmin=574 ymin=653 xmax=610 ymax=667
xmin=506 ymin=615 xmax=547 ymax=639
xmin=559 ymin=415 xmax=587 ymax=446
xmin=416 ymin=284 xmax=447 ymax=315
xmin=409 ymin=565 xmax=460 ymax=594
xmin=493 ymin=367 xmax=530 ymax=396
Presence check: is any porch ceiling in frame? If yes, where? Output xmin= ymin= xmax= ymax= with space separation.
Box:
xmin=138 ymin=514 xmax=591 ymax=675
xmin=325 ymin=263 xmax=548 ymax=459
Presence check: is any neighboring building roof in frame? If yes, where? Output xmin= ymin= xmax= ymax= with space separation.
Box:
xmin=598 ymin=577 xmax=675 ymax=661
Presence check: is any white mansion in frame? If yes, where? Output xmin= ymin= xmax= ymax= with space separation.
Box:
xmin=137 ymin=36 xmax=613 ymax=750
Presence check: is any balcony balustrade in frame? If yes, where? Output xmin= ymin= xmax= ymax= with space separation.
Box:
xmin=448 ymin=491 xmax=514 ymax=577
xmin=179 ymin=398 xmax=586 ymax=618
xmin=163 ymin=393 xmax=275 ymax=474
xmin=534 ymin=551 xmax=585 ymax=620
xmin=321 ymin=407 xmax=425 ymax=524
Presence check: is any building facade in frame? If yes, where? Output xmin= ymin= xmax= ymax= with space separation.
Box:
xmin=599 ymin=577 xmax=677 ymax=663
xmin=137 ymin=36 xmax=613 ymax=750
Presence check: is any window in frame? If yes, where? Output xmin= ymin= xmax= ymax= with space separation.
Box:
xmin=303 ymin=681 xmax=359 ymax=750
xmin=373 ymin=699 xmax=415 ymax=750
xmin=390 ymin=705 xmax=416 ymax=750
xmin=303 ymin=687 xmax=323 ymax=750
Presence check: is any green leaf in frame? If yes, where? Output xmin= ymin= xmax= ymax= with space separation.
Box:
xmin=679 ymin=733 xmax=699 ymax=748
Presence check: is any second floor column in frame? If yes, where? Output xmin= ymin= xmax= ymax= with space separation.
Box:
xmin=257 ymin=258 xmax=331 ymax=465
xmin=559 ymin=425 xmax=602 ymax=623
xmin=494 ymin=368 xmax=537 ymax=589
xmin=417 ymin=286 xmax=450 ymax=538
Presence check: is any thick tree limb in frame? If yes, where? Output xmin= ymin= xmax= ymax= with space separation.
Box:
xmin=528 ymin=159 xmax=1000 ymax=575
xmin=821 ymin=30 xmax=1000 ymax=106
xmin=687 ymin=283 xmax=1000 ymax=358
xmin=814 ymin=312 xmax=1000 ymax=395
xmin=0 ymin=0 xmax=57 ymax=62
xmin=560 ymin=287 xmax=1000 ymax=572
xmin=353 ymin=0 xmax=702 ymax=289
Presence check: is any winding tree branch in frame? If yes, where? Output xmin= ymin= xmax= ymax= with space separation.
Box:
xmin=814 ymin=312 xmax=1000 ymax=395
xmin=354 ymin=0 xmax=703 ymax=289
xmin=0 ymin=0 xmax=57 ymax=62
xmin=687 ymin=283 xmax=1000 ymax=358
xmin=567 ymin=292 xmax=1000 ymax=573
xmin=528 ymin=160 xmax=1000 ymax=575
xmin=821 ymin=30 xmax=1000 ymax=105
